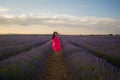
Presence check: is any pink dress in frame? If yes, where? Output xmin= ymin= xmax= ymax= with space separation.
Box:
xmin=52 ymin=36 xmax=62 ymax=53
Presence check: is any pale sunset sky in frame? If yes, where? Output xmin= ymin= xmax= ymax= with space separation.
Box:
xmin=0 ymin=0 xmax=120 ymax=35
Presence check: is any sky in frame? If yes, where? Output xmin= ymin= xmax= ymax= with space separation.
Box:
xmin=0 ymin=0 xmax=120 ymax=35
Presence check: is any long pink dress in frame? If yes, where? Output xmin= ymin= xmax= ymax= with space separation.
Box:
xmin=52 ymin=36 xmax=62 ymax=53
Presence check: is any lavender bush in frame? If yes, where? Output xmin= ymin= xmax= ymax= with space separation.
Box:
xmin=62 ymin=39 xmax=120 ymax=80
xmin=0 ymin=35 xmax=50 ymax=46
xmin=62 ymin=35 xmax=120 ymax=68
xmin=0 ymin=40 xmax=52 ymax=80
xmin=0 ymin=36 xmax=50 ymax=60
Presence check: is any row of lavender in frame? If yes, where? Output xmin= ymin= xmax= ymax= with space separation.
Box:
xmin=62 ymin=39 xmax=120 ymax=80
xmin=0 ymin=40 xmax=52 ymax=80
xmin=62 ymin=35 xmax=120 ymax=68
xmin=0 ymin=35 xmax=49 ymax=46
xmin=73 ymin=36 xmax=120 ymax=55
xmin=0 ymin=35 xmax=50 ymax=60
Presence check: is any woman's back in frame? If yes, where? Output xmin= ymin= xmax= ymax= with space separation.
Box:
xmin=52 ymin=32 xmax=62 ymax=53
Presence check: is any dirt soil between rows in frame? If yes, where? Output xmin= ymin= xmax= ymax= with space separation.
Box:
xmin=40 ymin=52 xmax=72 ymax=80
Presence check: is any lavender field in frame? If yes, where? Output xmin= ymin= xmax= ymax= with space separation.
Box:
xmin=0 ymin=35 xmax=120 ymax=80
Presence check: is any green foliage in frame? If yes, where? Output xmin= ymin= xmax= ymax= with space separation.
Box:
xmin=0 ymin=64 xmax=23 ymax=80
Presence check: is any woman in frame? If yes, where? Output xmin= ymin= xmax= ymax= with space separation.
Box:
xmin=52 ymin=32 xmax=62 ymax=53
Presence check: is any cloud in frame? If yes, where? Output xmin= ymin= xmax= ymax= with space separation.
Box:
xmin=0 ymin=7 xmax=9 ymax=13
xmin=0 ymin=13 xmax=120 ymax=34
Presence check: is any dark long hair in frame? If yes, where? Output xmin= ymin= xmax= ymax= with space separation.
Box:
xmin=52 ymin=31 xmax=58 ymax=39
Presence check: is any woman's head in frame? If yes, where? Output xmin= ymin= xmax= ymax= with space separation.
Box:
xmin=52 ymin=31 xmax=58 ymax=39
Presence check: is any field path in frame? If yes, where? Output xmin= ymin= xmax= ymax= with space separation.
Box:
xmin=40 ymin=52 xmax=72 ymax=80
